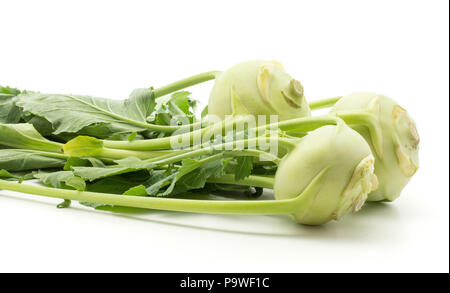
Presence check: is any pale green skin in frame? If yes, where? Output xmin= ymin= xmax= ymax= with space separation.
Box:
xmin=274 ymin=124 xmax=377 ymax=225
xmin=330 ymin=92 xmax=420 ymax=201
xmin=208 ymin=60 xmax=311 ymax=121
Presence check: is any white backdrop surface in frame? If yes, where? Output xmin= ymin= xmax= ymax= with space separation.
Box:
xmin=0 ymin=0 xmax=448 ymax=273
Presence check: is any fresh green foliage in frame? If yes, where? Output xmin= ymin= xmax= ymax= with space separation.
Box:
xmin=0 ymin=86 xmax=22 ymax=123
xmin=34 ymin=170 xmax=86 ymax=191
xmin=0 ymin=123 xmax=62 ymax=153
xmin=0 ymin=149 xmax=66 ymax=171
xmin=148 ymin=91 xmax=198 ymax=126
xmin=232 ymin=156 xmax=254 ymax=181
xmin=15 ymin=89 xmax=159 ymax=136
xmin=63 ymin=156 xmax=105 ymax=170
xmin=0 ymin=169 xmax=22 ymax=181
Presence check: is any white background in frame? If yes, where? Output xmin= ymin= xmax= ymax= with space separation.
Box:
xmin=0 ymin=0 xmax=448 ymax=273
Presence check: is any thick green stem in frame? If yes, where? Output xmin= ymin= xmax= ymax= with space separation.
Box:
xmin=99 ymin=148 xmax=188 ymax=160
xmin=0 ymin=179 xmax=294 ymax=215
xmin=100 ymin=136 xmax=293 ymax=163
xmin=0 ymin=162 xmax=327 ymax=217
xmin=336 ymin=110 xmax=383 ymax=157
xmin=207 ymin=174 xmax=275 ymax=189
xmin=275 ymin=115 xmax=340 ymax=133
xmin=103 ymin=115 xmax=254 ymax=151
xmin=102 ymin=115 xmax=335 ymax=152
xmin=309 ymin=96 xmax=342 ymax=110
xmin=153 ymin=71 xmax=221 ymax=98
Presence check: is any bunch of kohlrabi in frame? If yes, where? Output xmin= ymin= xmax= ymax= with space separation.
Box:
xmin=0 ymin=60 xmax=419 ymax=226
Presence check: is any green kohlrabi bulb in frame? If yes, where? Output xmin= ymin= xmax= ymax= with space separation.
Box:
xmin=330 ymin=92 xmax=420 ymax=202
xmin=273 ymin=123 xmax=378 ymax=225
xmin=208 ymin=60 xmax=311 ymax=121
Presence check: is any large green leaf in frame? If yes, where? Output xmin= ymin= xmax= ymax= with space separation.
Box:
xmin=0 ymin=123 xmax=63 ymax=153
xmin=63 ymin=156 xmax=105 ymax=170
xmin=147 ymin=91 xmax=198 ymax=126
xmin=86 ymin=176 xmax=150 ymax=194
xmin=15 ymin=88 xmax=158 ymax=135
xmin=70 ymin=157 xmax=154 ymax=182
xmin=0 ymin=86 xmax=22 ymax=123
xmin=233 ymin=156 xmax=254 ymax=181
xmin=0 ymin=149 xmax=66 ymax=171
xmin=125 ymin=157 xmax=226 ymax=197
xmin=33 ymin=170 xmax=86 ymax=191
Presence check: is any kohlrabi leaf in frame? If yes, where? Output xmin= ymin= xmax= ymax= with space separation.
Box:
xmin=0 ymin=86 xmax=21 ymax=96
xmin=70 ymin=157 xmax=154 ymax=182
xmin=0 ymin=86 xmax=22 ymax=123
xmin=113 ymin=157 xmax=155 ymax=168
xmin=170 ymin=91 xmax=197 ymax=114
xmin=201 ymin=105 xmax=208 ymax=119
xmin=87 ymin=176 xmax=149 ymax=195
xmin=25 ymin=114 xmax=144 ymax=141
xmin=71 ymin=166 xmax=150 ymax=182
xmin=147 ymin=91 xmax=198 ymax=126
xmin=64 ymin=176 xmax=87 ymax=191
xmin=79 ymin=201 xmax=149 ymax=213
xmin=251 ymin=164 xmax=277 ymax=175
xmin=0 ymin=169 xmax=20 ymax=180
xmin=131 ymin=158 xmax=226 ymax=197
xmin=63 ymin=156 xmax=105 ymax=170
xmin=0 ymin=123 xmax=63 ymax=153
xmin=15 ymin=88 xmax=157 ymax=135
xmin=127 ymin=132 xmax=137 ymax=142
xmin=143 ymin=170 xmax=176 ymax=196
xmin=233 ymin=156 xmax=254 ymax=181
xmin=0 ymin=149 xmax=66 ymax=171
xmin=170 ymin=159 xmax=225 ymax=195
xmin=123 ymin=185 xmax=148 ymax=196
xmin=0 ymin=169 xmax=36 ymax=182
xmin=62 ymin=136 xmax=103 ymax=157
xmin=34 ymin=170 xmax=86 ymax=191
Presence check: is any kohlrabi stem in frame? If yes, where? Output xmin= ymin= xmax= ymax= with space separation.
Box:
xmin=98 ymin=136 xmax=293 ymax=163
xmin=101 ymin=115 xmax=336 ymax=152
xmin=335 ymin=110 xmax=383 ymax=157
xmin=207 ymin=174 xmax=275 ymax=189
xmin=153 ymin=71 xmax=221 ymax=98
xmin=99 ymin=148 xmax=188 ymax=161
xmin=275 ymin=115 xmax=341 ymax=133
xmin=309 ymin=96 xmax=342 ymax=110
xmin=223 ymin=149 xmax=281 ymax=164
xmin=0 ymin=179 xmax=294 ymax=215
xmin=0 ymin=167 xmax=326 ymax=216
xmin=102 ymin=115 xmax=254 ymax=151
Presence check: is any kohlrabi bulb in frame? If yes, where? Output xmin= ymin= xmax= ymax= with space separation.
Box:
xmin=273 ymin=123 xmax=378 ymax=225
xmin=330 ymin=92 xmax=420 ymax=202
xmin=208 ymin=60 xmax=311 ymax=121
